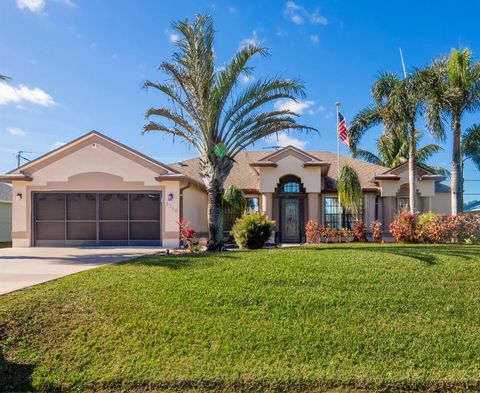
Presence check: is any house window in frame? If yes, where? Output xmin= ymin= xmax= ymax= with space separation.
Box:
xmin=324 ymin=197 xmax=362 ymax=229
xmin=282 ymin=181 xmax=301 ymax=193
xmin=246 ymin=197 xmax=259 ymax=213
xmin=398 ymin=197 xmax=409 ymax=211
xmin=324 ymin=197 xmax=341 ymax=229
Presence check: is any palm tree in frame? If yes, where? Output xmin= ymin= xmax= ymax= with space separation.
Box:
xmin=353 ymin=128 xmax=447 ymax=175
xmin=143 ymin=15 xmax=315 ymax=250
xmin=350 ymin=71 xmax=440 ymax=214
xmin=0 ymin=75 xmax=10 ymax=81
xmin=421 ymin=48 xmax=480 ymax=215
xmin=463 ymin=124 xmax=480 ymax=171
xmin=337 ymin=165 xmax=362 ymax=215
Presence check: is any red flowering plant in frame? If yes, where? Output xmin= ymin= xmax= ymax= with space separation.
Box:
xmin=389 ymin=208 xmax=417 ymax=243
xmin=370 ymin=220 xmax=383 ymax=243
xmin=176 ymin=219 xmax=197 ymax=252
xmin=305 ymin=220 xmax=320 ymax=244
xmin=353 ymin=219 xmax=368 ymax=242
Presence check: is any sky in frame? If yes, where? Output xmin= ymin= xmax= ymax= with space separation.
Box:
xmin=0 ymin=0 xmax=479 ymax=202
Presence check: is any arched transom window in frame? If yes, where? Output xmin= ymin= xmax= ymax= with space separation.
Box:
xmin=279 ymin=176 xmax=303 ymax=193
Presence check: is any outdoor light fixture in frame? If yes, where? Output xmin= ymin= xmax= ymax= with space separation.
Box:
xmin=15 ymin=193 xmax=22 ymax=201
xmin=92 ymin=143 xmax=98 ymax=149
xmin=167 ymin=193 xmax=174 ymax=201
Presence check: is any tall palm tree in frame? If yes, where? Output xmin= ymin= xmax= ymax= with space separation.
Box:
xmin=0 ymin=75 xmax=10 ymax=81
xmin=353 ymin=128 xmax=447 ymax=175
xmin=421 ymin=48 xmax=480 ymax=215
xmin=143 ymin=15 xmax=315 ymax=250
xmin=463 ymin=124 xmax=480 ymax=171
xmin=350 ymin=71 xmax=440 ymax=214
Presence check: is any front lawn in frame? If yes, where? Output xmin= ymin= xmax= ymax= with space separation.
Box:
xmin=1 ymin=244 xmax=480 ymax=392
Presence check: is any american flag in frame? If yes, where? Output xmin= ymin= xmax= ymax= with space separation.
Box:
xmin=338 ymin=111 xmax=349 ymax=148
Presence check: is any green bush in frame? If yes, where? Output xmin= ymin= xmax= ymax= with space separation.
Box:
xmin=231 ymin=212 xmax=274 ymax=249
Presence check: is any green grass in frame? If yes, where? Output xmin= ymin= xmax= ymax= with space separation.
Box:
xmin=1 ymin=244 xmax=480 ymax=392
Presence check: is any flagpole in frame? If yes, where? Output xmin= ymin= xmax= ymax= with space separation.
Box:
xmin=336 ymin=101 xmax=341 ymax=229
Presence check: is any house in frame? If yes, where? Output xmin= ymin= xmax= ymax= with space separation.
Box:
xmin=465 ymin=201 xmax=480 ymax=213
xmin=0 ymin=183 xmax=12 ymax=242
xmin=0 ymin=131 xmax=451 ymax=247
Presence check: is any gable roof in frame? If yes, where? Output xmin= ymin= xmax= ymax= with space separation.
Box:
xmin=0 ymin=183 xmax=12 ymax=202
xmin=6 ymin=131 xmax=180 ymax=176
xmin=171 ymin=150 xmax=389 ymax=192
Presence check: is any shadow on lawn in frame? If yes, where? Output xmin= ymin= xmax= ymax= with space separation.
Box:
xmin=124 ymin=252 xmax=239 ymax=270
xmin=300 ymin=244 xmax=480 ymax=265
xmin=0 ymin=352 xmax=34 ymax=393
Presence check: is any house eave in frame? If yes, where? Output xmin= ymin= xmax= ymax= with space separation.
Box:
xmin=0 ymin=174 xmax=33 ymax=183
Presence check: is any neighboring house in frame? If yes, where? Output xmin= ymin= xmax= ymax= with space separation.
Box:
xmin=465 ymin=201 xmax=480 ymax=213
xmin=0 ymin=131 xmax=451 ymax=248
xmin=0 ymin=183 xmax=12 ymax=242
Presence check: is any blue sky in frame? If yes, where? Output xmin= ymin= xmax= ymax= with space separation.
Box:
xmin=1 ymin=0 xmax=479 ymax=201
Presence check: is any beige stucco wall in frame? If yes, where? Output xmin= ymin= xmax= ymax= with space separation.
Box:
xmin=259 ymin=155 xmax=322 ymax=193
xmin=11 ymin=142 xmax=181 ymax=248
xmin=182 ymin=184 xmax=208 ymax=234
xmin=430 ymin=192 xmax=452 ymax=215
xmin=0 ymin=202 xmax=12 ymax=242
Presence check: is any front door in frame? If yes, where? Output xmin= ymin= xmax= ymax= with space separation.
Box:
xmin=281 ymin=198 xmax=301 ymax=243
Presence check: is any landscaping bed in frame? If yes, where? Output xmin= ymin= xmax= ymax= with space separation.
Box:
xmin=1 ymin=244 xmax=480 ymax=392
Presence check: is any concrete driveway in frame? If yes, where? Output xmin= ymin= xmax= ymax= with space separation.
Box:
xmin=0 ymin=247 xmax=161 ymax=295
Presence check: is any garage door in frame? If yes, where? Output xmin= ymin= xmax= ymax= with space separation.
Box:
xmin=33 ymin=192 xmax=161 ymax=246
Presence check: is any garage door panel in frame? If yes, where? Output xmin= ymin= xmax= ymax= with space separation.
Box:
xmin=130 ymin=194 xmax=160 ymax=220
xmin=130 ymin=222 xmax=160 ymax=241
xmin=67 ymin=193 xmax=96 ymax=220
xmin=36 ymin=222 xmax=65 ymax=240
xmin=99 ymin=193 xmax=128 ymax=220
xmin=67 ymin=222 xmax=96 ymax=241
xmin=35 ymin=193 xmax=65 ymax=220
xmin=99 ymin=222 xmax=128 ymax=240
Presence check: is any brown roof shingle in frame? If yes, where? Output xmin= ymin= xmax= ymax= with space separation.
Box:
xmin=171 ymin=150 xmax=389 ymax=191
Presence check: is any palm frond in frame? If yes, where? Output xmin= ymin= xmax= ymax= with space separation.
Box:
xmin=348 ymin=105 xmax=382 ymax=152
xmin=464 ymin=124 xmax=480 ymax=170
xmin=337 ymin=165 xmax=363 ymax=215
xmin=352 ymin=148 xmax=381 ymax=165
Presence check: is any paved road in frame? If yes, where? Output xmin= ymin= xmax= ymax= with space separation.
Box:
xmin=0 ymin=247 xmax=161 ymax=295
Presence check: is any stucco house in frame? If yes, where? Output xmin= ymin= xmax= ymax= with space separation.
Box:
xmin=0 ymin=131 xmax=451 ymax=248
xmin=0 ymin=183 xmax=12 ymax=242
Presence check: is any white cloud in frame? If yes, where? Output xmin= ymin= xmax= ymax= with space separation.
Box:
xmin=240 ymin=74 xmax=255 ymax=83
xmin=17 ymin=0 xmax=74 ymax=12
xmin=310 ymin=34 xmax=320 ymax=44
xmin=283 ymin=1 xmax=327 ymax=26
xmin=274 ymin=99 xmax=315 ymax=115
xmin=50 ymin=141 xmax=65 ymax=150
xmin=239 ymin=30 xmax=260 ymax=49
xmin=17 ymin=0 xmax=45 ymax=12
xmin=7 ymin=127 xmax=28 ymax=137
xmin=264 ymin=132 xmax=308 ymax=149
xmin=0 ymin=82 xmax=56 ymax=107
xmin=168 ymin=33 xmax=180 ymax=43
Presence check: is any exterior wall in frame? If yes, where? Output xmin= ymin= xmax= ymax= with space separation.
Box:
xmin=363 ymin=193 xmax=377 ymax=228
xmin=11 ymin=143 xmax=181 ymax=248
xmin=182 ymin=185 xmax=208 ymax=234
xmin=258 ymin=155 xmax=322 ymax=193
xmin=430 ymin=192 xmax=452 ymax=215
xmin=0 ymin=202 xmax=12 ymax=242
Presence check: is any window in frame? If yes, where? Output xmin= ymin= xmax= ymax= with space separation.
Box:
xmin=398 ymin=197 xmax=409 ymax=211
xmin=324 ymin=197 xmax=362 ymax=229
xmin=282 ymin=181 xmax=301 ymax=193
xmin=324 ymin=197 xmax=341 ymax=229
xmin=246 ymin=197 xmax=259 ymax=213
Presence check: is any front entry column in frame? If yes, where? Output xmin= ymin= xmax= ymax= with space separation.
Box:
xmin=307 ymin=192 xmax=320 ymax=222
xmin=261 ymin=192 xmax=273 ymax=218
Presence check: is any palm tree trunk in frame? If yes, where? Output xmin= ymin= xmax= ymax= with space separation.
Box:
xmin=206 ymin=183 xmax=224 ymax=251
xmin=408 ymin=122 xmax=417 ymax=214
xmin=451 ymin=114 xmax=463 ymax=216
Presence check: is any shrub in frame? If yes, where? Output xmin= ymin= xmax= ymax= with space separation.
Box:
xmin=370 ymin=220 xmax=383 ymax=243
xmin=389 ymin=208 xmax=417 ymax=243
xmin=231 ymin=212 xmax=274 ymax=249
xmin=305 ymin=220 xmax=320 ymax=244
xmin=353 ymin=219 xmax=368 ymax=242
xmin=453 ymin=213 xmax=480 ymax=244
xmin=177 ymin=219 xmax=197 ymax=252
xmin=417 ymin=211 xmax=438 ymax=243
xmin=341 ymin=228 xmax=355 ymax=243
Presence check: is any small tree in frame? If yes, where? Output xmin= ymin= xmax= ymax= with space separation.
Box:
xmin=223 ymin=185 xmax=246 ymax=230
xmin=337 ymin=165 xmax=363 ymax=217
